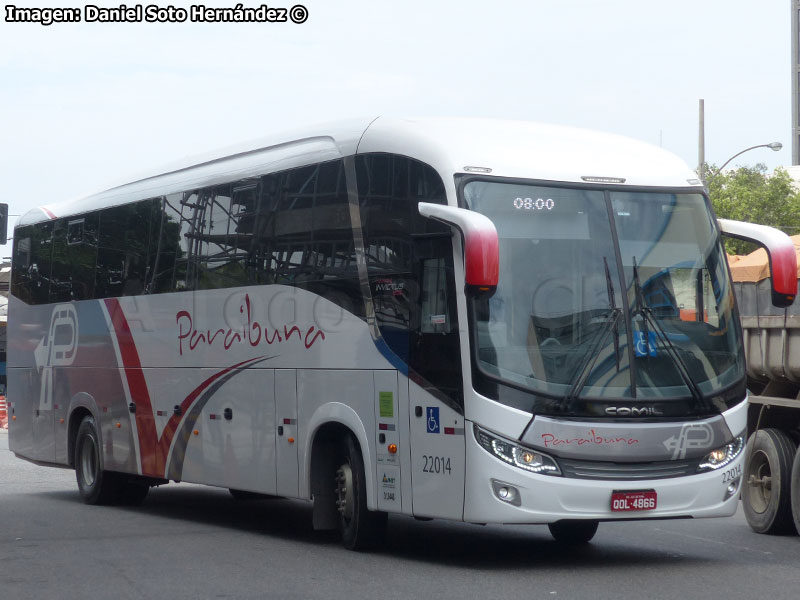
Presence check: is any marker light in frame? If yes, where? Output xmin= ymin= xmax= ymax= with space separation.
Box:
xmin=581 ymin=175 xmax=626 ymax=184
xmin=474 ymin=425 xmax=561 ymax=476
xmin=388 ymin=444 xmax=398 ymax=454
xmin=698 ymin=435 xmax=745 ymax=472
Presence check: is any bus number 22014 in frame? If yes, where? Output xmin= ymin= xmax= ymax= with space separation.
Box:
xmin=423 ymin=455 xmax=452 ymax=474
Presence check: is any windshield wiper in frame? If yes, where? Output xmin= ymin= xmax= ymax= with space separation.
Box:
xmin=561 ymin=257 xmax=622 ymax=409
xmin=604 ymin=256 xmax=622 ymax=373
xmin=631 ymin=257 xmax=705 ymax=406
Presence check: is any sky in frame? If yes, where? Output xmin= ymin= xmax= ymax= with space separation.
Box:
xmin=0 ymin=0 xmax=793 ymax=248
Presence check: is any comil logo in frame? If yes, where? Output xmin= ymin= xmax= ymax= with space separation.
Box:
xmin=35 ymin=304 xmax=78 ymax=410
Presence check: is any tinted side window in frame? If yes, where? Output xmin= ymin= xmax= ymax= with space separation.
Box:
xmin=50 ymin=214 xmax=98 ymax=302
xmin=357 ymin=153 xmax=462 ymax=404
xmin=195 ymin=181 xmax=260 ymax=290
xmin=11 ymin=225 xmax=35 ymax=304
xmin=268 ymin=160 xmax=363 ymax=316
xmin=150 ymin=194 xmax=191 ymax=293
xmin=96 ymin=199 xmax=155 ymax=298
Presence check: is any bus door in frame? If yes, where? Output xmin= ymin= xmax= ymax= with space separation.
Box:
xmin=408 ymin=385 xmax=466 ymax=520
xmin=406 ymin=238 xmax=466 ymax=520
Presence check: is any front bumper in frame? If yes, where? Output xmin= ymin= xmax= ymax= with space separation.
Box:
xmin=463 ymin=421 xmax=743 ymax=524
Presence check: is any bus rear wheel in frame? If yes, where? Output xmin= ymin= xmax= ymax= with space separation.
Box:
xmin=75 ymin=415 xmax=124 ymax=505
xmin=335 ymin=435 xmax=387 ymax=550
xmin=742 ymin=428 xmax=797 ymax=535
xmin=548 ymin=520 xmax=599 ymax=545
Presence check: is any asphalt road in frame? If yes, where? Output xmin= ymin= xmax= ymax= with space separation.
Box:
xmin=1 ymin=430 xmax=798 ymax=600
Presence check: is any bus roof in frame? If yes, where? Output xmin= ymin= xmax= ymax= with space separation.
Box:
xmin=18 ymin=116 xmax=702 ymax=227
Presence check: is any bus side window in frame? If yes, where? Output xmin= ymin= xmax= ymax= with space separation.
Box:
xmin=11 ymin=227 xmax=32 ymax=304
xmin=50 ymin=216 xmax=97 ymax=302
xmin=149 ymin=194 xmax=188 ymax=294
xmin=97 ymin=199 xmax=153 ymax=298
xmin=358 ymin=152 xmax=462 ymax=404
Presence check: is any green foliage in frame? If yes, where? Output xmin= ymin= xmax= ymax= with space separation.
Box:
xmin=705 ymin=163 xmax=800 ymax=255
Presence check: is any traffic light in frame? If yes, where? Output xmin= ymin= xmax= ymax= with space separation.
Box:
xmin=0 ymin=203 xmax=7 ymax=245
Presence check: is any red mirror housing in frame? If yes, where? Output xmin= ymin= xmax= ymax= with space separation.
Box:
xmin=718 ymin=218 xmax=798 ymax=308
xmin=418 ymin=202 xmax=499 ymax=295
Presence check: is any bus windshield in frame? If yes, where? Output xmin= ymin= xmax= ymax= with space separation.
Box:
xmin=463 ymin=180 xmax=745 ymax=404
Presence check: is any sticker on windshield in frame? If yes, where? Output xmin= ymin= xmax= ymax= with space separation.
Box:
xmin=634 ymin=331 xmax=657 ymax=357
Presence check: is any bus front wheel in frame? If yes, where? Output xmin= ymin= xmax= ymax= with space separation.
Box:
xmin=335 ymin=434 xmax=387 ymax=550
xmin=548 ymin=520 xmax=599 ymax=545
xmin=75 ymin=415 xmax=123 ymax=505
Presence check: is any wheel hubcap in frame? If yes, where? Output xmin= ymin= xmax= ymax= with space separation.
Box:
xmin=335 ymin=464 xmax=354 ymax=522
xmin=79 ymin=436 xmax=97 ymax=487
xmin=747 ymin=449 xmax=772 ymax=514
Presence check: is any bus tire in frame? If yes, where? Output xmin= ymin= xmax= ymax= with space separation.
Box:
xmin=742 ymin=428 xmax=797 ymax=535
xmin=117 ymin=478 xmax=150 ymax=506
xmin=335 ymin=434 xmax=387 ymax=550
xmin=790 ymin=445 xmax=800 ymax=535
xmin=74 ymin=415 xmax=123 ymax=505
xmin=548 ymin=520 xmax=599 ymax=545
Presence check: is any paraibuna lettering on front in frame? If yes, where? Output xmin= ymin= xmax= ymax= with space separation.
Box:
xmin=540 ymin=430 xmax=640 ymax=448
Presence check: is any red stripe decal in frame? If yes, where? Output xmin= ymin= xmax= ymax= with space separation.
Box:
xmin=106 ymin=298 xmax=267 ymax=478
xmin=105 ymin=298 xmax=161 ymax=476
xmin=41 ymin=207 xmax=57 ymax=220
xmin=156 ymin=356 xmax=264 ymax=464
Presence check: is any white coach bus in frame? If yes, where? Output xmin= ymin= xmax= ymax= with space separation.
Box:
xmin=8 ymin=117 xmax=798 ymax=549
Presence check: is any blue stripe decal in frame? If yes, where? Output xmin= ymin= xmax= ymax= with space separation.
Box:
xmin=373 ymin=337 xmax=409 ymax=375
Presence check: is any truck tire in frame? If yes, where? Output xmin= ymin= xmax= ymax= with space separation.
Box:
xmin=75 ymin=415 xmax=124 ymax=505
xmin=790 ymin=446 xmax=800 ymax=535
xmin=742 ymin=428 xmax=797 ymax=534
xmin=334 ymin=434 xmax=387 ymax=550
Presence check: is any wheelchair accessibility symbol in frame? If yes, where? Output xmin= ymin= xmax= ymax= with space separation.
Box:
xmin=426 ymin=407 xmax=440 ymax=433
xmin=634 ymin=331 xmax=657 ymax=357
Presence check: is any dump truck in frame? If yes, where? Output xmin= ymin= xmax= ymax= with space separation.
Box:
xmin=731 ymin=234 xmax=800 ymax=534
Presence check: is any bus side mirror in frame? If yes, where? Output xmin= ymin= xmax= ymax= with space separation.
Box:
xmin=418 ymin=202 xmax=499 ymax=297
xmin=718 ymin=218 xmax=797 ymax=308
xmin=0 ymin=203 xmax=7 ymax=245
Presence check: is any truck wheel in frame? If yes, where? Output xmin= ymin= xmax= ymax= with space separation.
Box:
xmin=334 ymin=434 xmax=387 ymax=550
xmin=790 ymin=446 xmax=800 ymax=535
xmin=75 ymin=415 xmax=123 ymax=505
xmin=548 ymin=520 xmax=599 ymax=545
xmin=742 ymin=428 xmax=797 ymax=534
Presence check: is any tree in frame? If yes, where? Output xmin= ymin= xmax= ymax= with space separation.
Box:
xmin=705 ymin=163 xmax=800 ymax=255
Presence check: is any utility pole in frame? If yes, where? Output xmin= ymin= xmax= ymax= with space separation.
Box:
xmin=698 ymin=99 xmax=705 ymax=180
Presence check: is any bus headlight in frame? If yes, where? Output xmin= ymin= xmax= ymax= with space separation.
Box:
xmin=697 ymin=435 xmax=744 ymax=472
xmin=474 ymin=425 xmax=561 ymax=476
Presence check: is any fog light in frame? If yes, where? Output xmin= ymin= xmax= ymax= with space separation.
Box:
xmin=491 ymin=479 xmax=521 ymax=506
xmin=723 ymin=476 xmax=741 ymax=501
